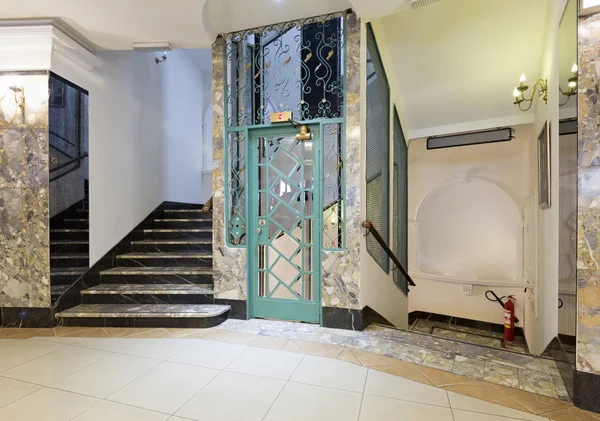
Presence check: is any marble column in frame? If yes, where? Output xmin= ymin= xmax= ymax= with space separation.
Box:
xmin=575 ymin=11 xmax=600 ymax=412
xmin=0 ymin=71 xmax=51 ymax=312
xmin=321 ymin=13 xmax=363 ymax=329
xmin=211 ymin=37 xmax=248 ymax=305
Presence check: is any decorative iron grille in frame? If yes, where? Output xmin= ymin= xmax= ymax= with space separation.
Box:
xmin=225 ymin=12 xmax=346 ymax=128
xmin=224 ymin=12 xmax=348 ymax=250
xmin=393 ymin=107 xmax=408 ymax=294
xmin=365 ymin=23 xmax=390 ymax=273
xmin=323 ymin=122 xmax=344 ymax=250
xmin=227 ymin=130 xmax=247 ymax=246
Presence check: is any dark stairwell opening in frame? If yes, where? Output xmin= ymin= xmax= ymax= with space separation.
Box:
xmin=48 ymin=73 xmax=90 ymax=306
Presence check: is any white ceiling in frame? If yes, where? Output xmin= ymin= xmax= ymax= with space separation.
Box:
xmin=0 ymin=0 xmax=355 ymax=50
xmin=372 ymin=0 xmax=550 ymax=139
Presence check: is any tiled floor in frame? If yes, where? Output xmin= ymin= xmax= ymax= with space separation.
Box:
xmin=0 ymin=330 xmax=594 ymax=421
xmin=212 ymin=319 xmax=570 ymax=401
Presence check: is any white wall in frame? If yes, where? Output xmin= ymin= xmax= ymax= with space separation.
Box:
xmin=52 ymin=48 xmax=212 ymax=264
xmin=162 ymin=50 xmax=209 ymax=205
xmin=523 ymin=0 xmax=567 ymax=355
xmin=407 ymin=125 xmax=534 ymax=327
xmin=359 ymin=21 xmax=409 ymax=328
xmin=52 ymin=50 xmax=165 ymax=264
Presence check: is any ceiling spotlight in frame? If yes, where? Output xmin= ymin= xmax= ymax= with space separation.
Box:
xmin=155 ymin=52 xmax=167 ymax=64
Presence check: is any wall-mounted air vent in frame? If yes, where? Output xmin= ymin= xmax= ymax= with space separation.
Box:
xmin=411 ymin=0 xmax=443 ymax=9
xmin=426 ymin=127 xmax=514 ymax=150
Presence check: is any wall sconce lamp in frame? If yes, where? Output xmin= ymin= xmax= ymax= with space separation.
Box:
xmin=155 ymin=52 xmax=168 ymax=64
xmin=512 ymin=73 xmax=548 ymax=112
xmin=559 ymin=63 xmax=578 ymax=106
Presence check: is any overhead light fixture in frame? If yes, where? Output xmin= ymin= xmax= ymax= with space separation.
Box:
xmin=132 ymin=42 xmax=172 ymax=52
xmin=559 ymin=63 xmax=578 ymax=106
xmin=512 ymin=73 xmax=548 ymax=112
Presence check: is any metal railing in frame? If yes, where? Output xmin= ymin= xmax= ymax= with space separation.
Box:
xmin=362 ymin=219 xmax=416 ymax=291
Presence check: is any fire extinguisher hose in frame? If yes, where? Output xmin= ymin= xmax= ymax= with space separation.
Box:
xmin=485 ymin=290 xmax=520 ymax=324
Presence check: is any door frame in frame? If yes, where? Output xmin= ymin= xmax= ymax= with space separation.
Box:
xmin=246 ymin=123 xmax=323 ymax=323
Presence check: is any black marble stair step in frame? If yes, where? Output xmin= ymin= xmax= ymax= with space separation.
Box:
xmin=131 ymin=239 xmax=212 ymax=253
xmin=60 ymin=218 xmax=89 ymax=228
xmin=55 ymin=304 xmax=229 ymax=328
xmin=143 ymin=228 xmax=212 ymax=240
xmin=50 ymin=228 xmax=89 ymax=240
xmin=116 ymin=252 xmax=212 ymax=267
xmin=51 ymin=284 xmax=72 ymax=296
xmin=50 ymin=267 xmax=87 ymax=284
xmin=50 ymin=240 xmax=89 ymax=253
xmin=50 ymin=253 xmax=89 ymax=268
xmin=153 ymin=219 xmax=212 ymax=229
xmin=100 ymin=266 xmax=213 ymax=285
xmin=163 ymin=209 xmax=212 ymax=219
xmin=81 ymin=284 xmax=214 ymax=305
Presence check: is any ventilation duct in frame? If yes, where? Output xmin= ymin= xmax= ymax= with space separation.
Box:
xmin=411 ymin=0 xmax=443 ymax=9
xmin=427 ymin=127 xmax=514 ymax=150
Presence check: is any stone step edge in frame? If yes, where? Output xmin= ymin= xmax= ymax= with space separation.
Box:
xmin=55 ymin=304 xmax=230 ymax=318
xmin=81 ymin=284 xmax=213 ymax=295
xmin=100 ymin=267 xmax=214 ymax=275
xmin=116 ymin=253 xmax=213 ymax=259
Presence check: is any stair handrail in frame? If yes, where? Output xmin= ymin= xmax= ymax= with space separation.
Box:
xmin=361 ymin=219 xmax=416 ymax=288
xmin=202 ymin=196 xmax=213 ymax=213
xmin=49 ymin=129 xmax=77 ymax=148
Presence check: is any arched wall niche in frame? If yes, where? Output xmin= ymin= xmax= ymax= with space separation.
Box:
xmin=414 ymin=175 xmax=522 ymax=282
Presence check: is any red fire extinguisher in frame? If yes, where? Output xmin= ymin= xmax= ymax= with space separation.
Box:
xmin=504 ymin=295 xmax=516 ymax=341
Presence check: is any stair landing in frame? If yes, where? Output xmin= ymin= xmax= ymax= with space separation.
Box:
xmin=56 ymin=303 xmax=229 ymax=328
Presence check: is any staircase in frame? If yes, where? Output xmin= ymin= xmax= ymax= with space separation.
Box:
xmin=55 ymin=203 xmax=230 ymax=328
xmin=50 ymin=187 xmax=90 ymax=305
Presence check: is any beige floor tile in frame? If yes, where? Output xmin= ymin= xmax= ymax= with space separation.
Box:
xmin=542 ymin=407 xmax=600 ymax=421
xmin=0 ymin=387 xmax=99 ymax=421
xmin=444 ymin=382 xmax=530 ymax=412
xmin=280 ymin=340 xmax=307 ymax=354
xmin=263 ymin=382 xmax=362 ymax=421
xmin=60 ymin=328 xmax=109 ymax=338
xmin=417 ymin=365 xmax=476 ymax=387
xmin=125 ymin=329 xmax=172 ymax=338
xmin=370 ymin=363 xmax=433 ymax=386
xmin=490 ymin=383 xmax=573 ymax=415
xmin=338 ymin=348 xmax=361 ymax=365
xmin=294 ymin=339 xmax=344 ymax=358
xmin=0 ymin=329 xmax=50 ymax=339
xmin=54 ymin=327 xmax=100 ymax=337
xmin=365 ymin=369 xmax=449 ymax=407
xmin=176 ymin=371 xmax=285 ymax=421
xmin=103 ymin=328 xmax=157 ymax=338
xmin=204 ymin=330 xmax=258 ymax=345
xmin=291 ymin=355 xmax=368 ymax=393
xmin=73 ymin=400 xmax=169 ymax=421
xmin=226 ymin=346 xmax=304 ymax=380
xmin=249 ymin=335 xmax=288 ymax=350
xmin=351 ymin=349 xmax=400 ymax=367
xmin=165 ymin=328 xmax=211 ymax=338
xmin=448 ymin=391 xmax=548 ymax=421
xmin=359 ymin=394 xmax=454 ymax=421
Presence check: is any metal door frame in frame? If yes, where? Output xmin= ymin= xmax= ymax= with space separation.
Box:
xmin=246 ymin=123 xmax=323 ymax=323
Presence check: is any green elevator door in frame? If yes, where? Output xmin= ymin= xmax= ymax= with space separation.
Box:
xmin=247 ymin=124 xmax=321 ymax=323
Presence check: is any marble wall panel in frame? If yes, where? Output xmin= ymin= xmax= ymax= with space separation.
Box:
xmin=322 ymin=13 xmax=361 ymax=310
xmin=211 ymin=37 xmax=247 ymax=300
xmin=0 ymin=71 xmax=50 ymax=308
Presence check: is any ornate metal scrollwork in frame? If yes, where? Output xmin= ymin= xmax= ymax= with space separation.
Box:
xmin=225 ymin=12 xmax=346 ymax=128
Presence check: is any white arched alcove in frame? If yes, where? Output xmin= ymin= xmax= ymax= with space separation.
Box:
xmin=415 ymin=177 xmax=522 ymax=282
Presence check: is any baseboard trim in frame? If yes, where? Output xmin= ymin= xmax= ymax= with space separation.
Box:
xmin=574 ymin=370 xmax=600 ymax=414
